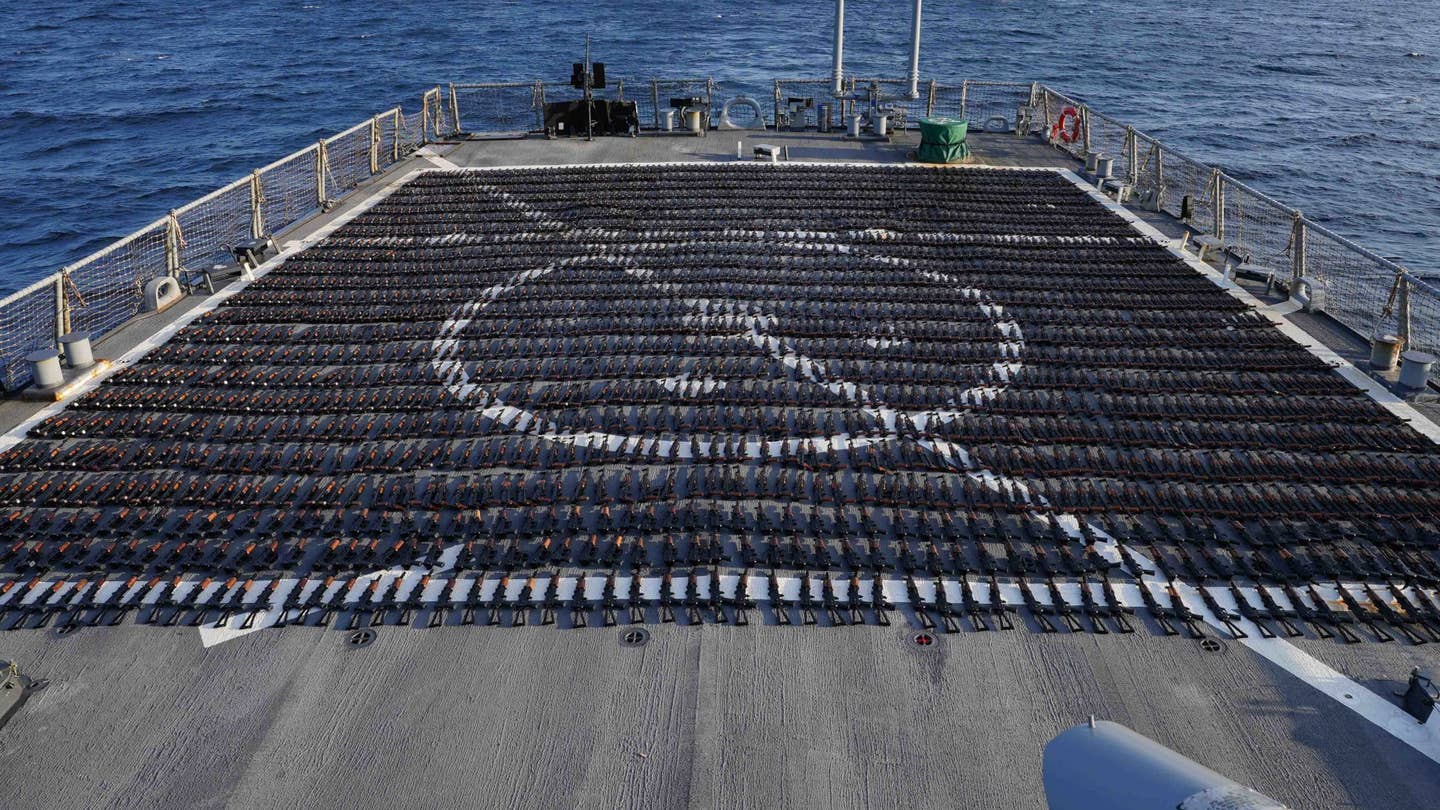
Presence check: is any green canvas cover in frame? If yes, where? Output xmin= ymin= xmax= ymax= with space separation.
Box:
xmin=918 ymin=117 xmax=968 ymax=145
xmin=915 ymin=117 xmax=970 ymax=164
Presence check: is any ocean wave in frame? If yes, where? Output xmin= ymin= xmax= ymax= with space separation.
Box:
xmin=1254 ymin=63 xmax=1331 ymax=77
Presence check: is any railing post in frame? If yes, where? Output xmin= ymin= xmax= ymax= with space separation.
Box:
xmin=926 ymin=79 xmax=936 ymax=117
xmin=1040 ymin=88 xmax=1051 ymax=138
xmin=1153 ymin=144 xmax=1165 ymax=212
xmin=374 ymin=114 xmax=385 ymax=174
xmin=773 ymin=80 xmax=781 ymax=128
xmin=421 ymin=93 xmax=431 ymax=145
xmin=54 ymin=274 xmax=68 ymax=345
xmin=1290 ymin=213 xmax=1306 ymax=282
xmin=449 ymin=83 xmax=462 ymax=135
xmin=1125 ymin=126 xmax=1138 ymax=184
xmin=392 ymin=108 xmax=402 ymax=162
xmin=249 ymin=170 xmax=265 ymax=240
xmin=960 ymin=79 xmax=968 ymax=120
xmin=1211 ymin=169 xmax=1225 ymax=239
xmin=1399 ymin=272 xmax=1413 ymax=349
xmin=534 ymin=81 xmax=546 ymax=132
xmin=651 ymin=80 xmax=661 ymax=130
xmin=164 ymin=210 xmax=183 ymax=280
xmin=315 ymin=140 xmax=328 ymax=207
xmin=1080 ymin=105 xmax=1091 ymax=154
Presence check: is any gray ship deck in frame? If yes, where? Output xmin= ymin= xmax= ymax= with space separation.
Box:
xmin=2 ymin=129 xmax=1439 ymax=810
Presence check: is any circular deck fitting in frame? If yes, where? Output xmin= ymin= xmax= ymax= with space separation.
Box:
xmin=346 ymin=628 xmax=377 ymax=649
xmin=52 ymin=623 xmax=80 ymax=639
xmin=619 ymin=628 xmax=651 ymax=648
xmin=910 ymin=631 xmax=938 ymax=649
xmin=1197 ymin=637 xmax=1226 ymax=654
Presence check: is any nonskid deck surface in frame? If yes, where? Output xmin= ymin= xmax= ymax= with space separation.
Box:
xmin=0 ymin=163 xmax=1438 ymax=641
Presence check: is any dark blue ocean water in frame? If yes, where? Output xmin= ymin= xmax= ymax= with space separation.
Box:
xmin=1 ymin=0 xmax=1436 ymax=294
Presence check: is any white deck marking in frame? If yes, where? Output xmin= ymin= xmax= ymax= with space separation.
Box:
xmin=430 ymin=176 xmax=1025 ymax=462
xmin=413 ymin=146 xmax=461 ymax=171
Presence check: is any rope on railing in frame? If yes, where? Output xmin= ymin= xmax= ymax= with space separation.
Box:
xmin=314 ymin=140 xmax=329 ymax=207
xmin=249 ymin=170 xmax=265 ymax=240
xmin=164 ymin=211 xmax=184 ymax=280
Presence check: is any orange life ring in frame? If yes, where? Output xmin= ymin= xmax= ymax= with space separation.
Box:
xmin=1051 ymin=106 xmax=1082 ymax=144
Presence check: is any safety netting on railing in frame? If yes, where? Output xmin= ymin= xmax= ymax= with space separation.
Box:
xmin=0 ymin=283 xmax=58 ymax=391
xmin=1303 ymin=222 xmax=1400 ymax=340
xmin=1083 ymin=109 xmax=1131 ymax=177
xmin=325 ymin=122 xmax=376 ymax=197
xmin=65 ymin=223 xmax=168 ymax=343
xmin=401 ymin=110 xmax=425 ymax=150
xmin=258 ymin=145 xmax=321 ymax=240
xmin=773 ymin=78 xmax=843 ymax=129
xmin=851 ymin=78 xmax=926 ymax=130
xmin=449 ymin=82 xmax=541 ymax=135
xmin=1219 ymin=177 xmax=1298 ymax=280
xmin=177 ymin=180 xmax=253 ymax=274
xmin=959 ymin=80 xmax=1031 ymax=132
xmin=1405 ymin=278 xmax=1440 ymax=363
xmin=539 ymin=81 xmax=623 ymax=107
xmin=420 ymin=87 xmax=451 ymax=141
xmin=632 ymin=78 xmax=714 ymax=131
xmin=0 ymin=103 xmax=413 ymax=392
xmin=929 ymin=82 xmax=963 ymax=118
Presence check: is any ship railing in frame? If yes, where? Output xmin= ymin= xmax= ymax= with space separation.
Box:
xmin=633 ymin=78 xmax=715 ymax=132
xmin=1033 ymin=84 xmax=1434 ymax=376
xmin=0 ymin=104 xmax=423 ymax=392
xmin=445 ymin=79 xmax=706 ymax=136
xmin=441 ymin=75 xmax=1013 ymax=135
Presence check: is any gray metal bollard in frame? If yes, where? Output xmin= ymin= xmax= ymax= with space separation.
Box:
xmin=26 ymin=348 xmax=63 ymax=389
xmin=1399 ymin=350 xmax=1436 ymax=390
xmin=874 ymin=114 xmax=889 ymax=137
xmin=848 ymin=115 xmax=863 ymax=138
xmin=59 ymin=331 xmax=94 ymax=370
xmin=1096 ymin=156 xmax=1115 ymax=181
xmin=818 ymin=104 xmax=831 ymax=133
xmin=1370 ymin=335 xmax=1401 ymax=371
xmin=1085 ymin=152 xmax=1101 ymax=174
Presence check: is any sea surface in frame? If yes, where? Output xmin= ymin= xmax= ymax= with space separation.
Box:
xmin=1 ymin=0 xmax=1436 ymax=294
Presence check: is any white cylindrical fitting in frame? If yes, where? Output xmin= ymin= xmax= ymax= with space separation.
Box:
xmin=818 ymin=104 xmax=831 ymax=132
xmin=662 ymin=110 xmax=676 ymax=132
xmin=1085 ymin=152 xmax=1101 ymax=174
xmin=1096 ymin=156 xmax=1114 ymax=180
xmin=1399 ymin=350 xmax=1436 ymax=390
xmin=59 ymin=331 xmax=94 ymax=369
xmin=848 ymin=115 xmax=863 ymax=138
xmin=874 ymin=114 xmax=889 ymax=137
xmin=27 ymin=348 xmax=63 ymax=389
